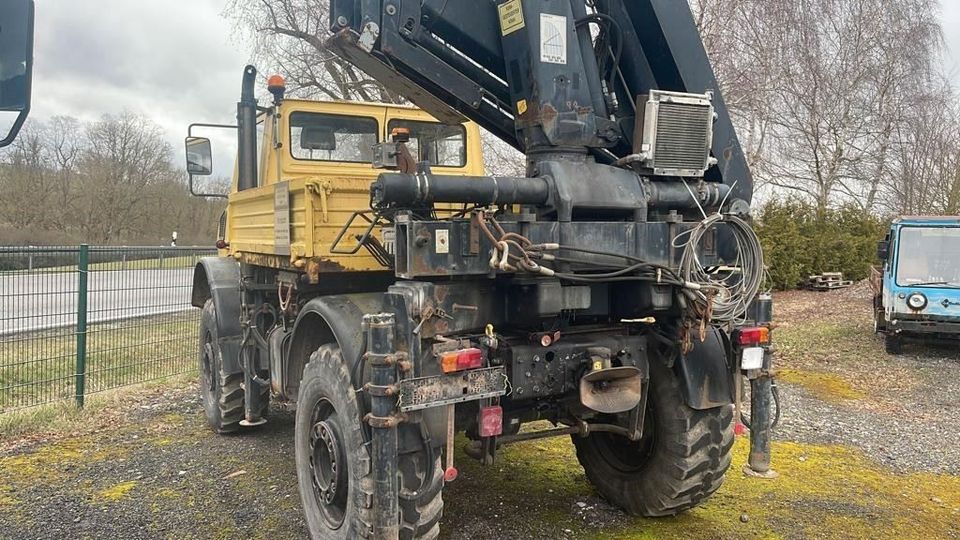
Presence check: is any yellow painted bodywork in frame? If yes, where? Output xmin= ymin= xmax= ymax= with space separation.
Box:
xmin=224 ymin=99 xmax=485 ymax=271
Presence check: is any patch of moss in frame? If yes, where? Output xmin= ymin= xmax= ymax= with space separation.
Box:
xmin=594 ymin=438 xmax=960 ymax=539
xmin=447 ymin=426 xmax=960 ymax=539
xmin=778 ymin=368 xmax=865 ymax=402
xmin=0 ymin=484 xmax=18 ymax=507
xmin=98 ymin=480 xmax=137 ymax=501
xmin=0 ymin=437 xmax=126 ymax=485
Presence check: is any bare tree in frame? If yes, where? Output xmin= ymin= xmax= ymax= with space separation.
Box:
xmin=74 ymin=113 xmax=178 ymax=242
xmin=693 ymin=0 xmax=948 ymax=214
xmin=227 ymin=0 xmax=398 ymax=102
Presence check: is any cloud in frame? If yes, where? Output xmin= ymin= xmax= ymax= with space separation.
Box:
xmin=942 ymin=2 xmax=960 ymax=85
xmin=30 ymin=0 xmax=253 ymax=172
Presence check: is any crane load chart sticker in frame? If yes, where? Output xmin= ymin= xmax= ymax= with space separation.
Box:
xmin=540 ymin=13 xmax=567 ymax=65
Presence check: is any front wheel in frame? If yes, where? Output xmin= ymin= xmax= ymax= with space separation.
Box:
xmin=295 ymin=344 xmax=443 ymax=540
xmin=198 ymin=300 xmax=267 ymax=433
xmin=884 ymin=333 xmax=903 ymax=355
xmin=572 ymin=357 xmax=734 ymax=517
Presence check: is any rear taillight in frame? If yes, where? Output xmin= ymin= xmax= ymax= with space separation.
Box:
xmin=479 ymin=405 xmax=503 ymax=438
xmin=440 ymin=348 xmax=484 ymax=373
xmin=738 ymin=326 xmax=770 ymax=346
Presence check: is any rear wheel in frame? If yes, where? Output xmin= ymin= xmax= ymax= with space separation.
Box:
xmin=198 ymin=300 xmax=267 ymax=433
xmin=572 ymin=357 xmax=734 ymax=516
xmin=295 ymin=344 xmax=443 ymax=539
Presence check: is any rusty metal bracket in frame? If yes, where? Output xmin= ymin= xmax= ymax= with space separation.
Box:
xmin=364 ymin=382 xmax=399 ymax=397
xmin=364 ymin=412 xmax=406 ymax=429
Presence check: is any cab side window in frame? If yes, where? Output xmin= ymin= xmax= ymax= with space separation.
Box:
xmin=290 ymin=112 xmax=379 ymax=163
xmin=388 ymin=119 xmax=466 ymax=167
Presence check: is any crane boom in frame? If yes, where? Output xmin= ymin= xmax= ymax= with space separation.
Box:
xmin=328 ymin=0 xmax=751 ymax=202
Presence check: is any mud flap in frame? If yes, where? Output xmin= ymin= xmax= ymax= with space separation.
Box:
xmin=674 ymin=326 xmax=734 ymax=410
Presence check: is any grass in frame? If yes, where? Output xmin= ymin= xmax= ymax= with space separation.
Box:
xmin=447 ymin=430 xmax=960 ymax=539
xmin=0 ymin=313 xmax=199 ymax=411
xmin=34 ymin=254 xmax=201 ymax=273
xmin=0 ymin=373 xmax=195 ymax=442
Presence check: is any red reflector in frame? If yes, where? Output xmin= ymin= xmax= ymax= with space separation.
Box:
xmin=444 ymin=467 xmax=458 ymax=482
xmin=479 ymin=405 xmax=503 ymax=438
xmin=738 ymin=327 xmax=770 ymax=346
xmin=456 ymin=348 xmax=484 ymax=371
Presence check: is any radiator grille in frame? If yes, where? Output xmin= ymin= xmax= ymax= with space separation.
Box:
xmin=652 ymin=101 xmax=713 ymax=174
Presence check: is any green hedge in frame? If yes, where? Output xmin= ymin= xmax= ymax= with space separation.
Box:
xmin=753 ymin=199 xmax=886 ymax=290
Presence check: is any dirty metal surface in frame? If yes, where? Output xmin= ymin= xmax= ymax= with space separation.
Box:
xmin=398 ymin=366 xmax=507 ymax=412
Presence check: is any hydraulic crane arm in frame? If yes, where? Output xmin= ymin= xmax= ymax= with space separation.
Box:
xmin=328 ymin=0 xmax=751 ymax=202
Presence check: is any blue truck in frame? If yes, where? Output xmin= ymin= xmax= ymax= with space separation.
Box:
xmin=874 ymin=216 xmax=960 ymax=353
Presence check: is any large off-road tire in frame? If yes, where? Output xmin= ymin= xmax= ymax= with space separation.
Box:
xmin=198 ymin=299 xmax=268 ymax=434
xmin=884 ymin=332 xmax=903 ymax=355
xmin=295 ymin=344 xmax=443 ymax=540
xmin=572 ymin=357 xmax=735 ymax=517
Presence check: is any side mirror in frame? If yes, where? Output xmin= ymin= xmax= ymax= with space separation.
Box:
xmin=185 ymin=136 xmax=213 ymax=176
xmin=876 ymin=239 xmax=890 ymax=262
xmin=0 ymin=0 xmax=35 ymax=148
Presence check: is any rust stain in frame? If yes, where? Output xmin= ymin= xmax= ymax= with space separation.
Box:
xmin=305 ymin=257 xmax=348 ymax=284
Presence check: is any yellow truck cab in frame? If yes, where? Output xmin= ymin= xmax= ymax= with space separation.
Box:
xmin=191 ymin=91 xmax=485 ymax=276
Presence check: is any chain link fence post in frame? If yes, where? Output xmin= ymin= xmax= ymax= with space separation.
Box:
xmin=75 ymin=244 xmax=89 ymax=408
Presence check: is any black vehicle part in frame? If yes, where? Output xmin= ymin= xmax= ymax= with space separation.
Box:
xmin=572 ymin=355 xmax=734 ymax=516
xmin=372 ymin=173 xmax=550 ymax=209
xmin=287 ymin=293 xmax=385 ymax=401
xmin=365 ymin=314 xmax=401 ymax=537
xmin=199 ymin=300 xmax=267 ymax=433
xmin=191 ymin=257 xmax=243 ymax=376
xmin=884 ymin=332 xmax=903 ymax=355
xmin=673 ymin=326 xmax=734 ymax=410
xmin=327 ymin=0 xmax=752 ymax=200
xmin=237 ymin=65 xmax=259 ymax=191
xmin=740 ymin=376 xmax=781 ymax=431
xmin=295 ymin=344 xmax=442 ymax=539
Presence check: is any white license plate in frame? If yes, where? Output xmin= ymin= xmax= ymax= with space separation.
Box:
xmin=741 ymin=347 xmax=764 ymax=370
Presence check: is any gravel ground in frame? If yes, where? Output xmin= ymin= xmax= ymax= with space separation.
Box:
xmin=775 ymin=358 xmax=960 ymax=474
xmin=771 ymin=282 xmax=960 ymax=474
xmin=1 ymin=283 xmax=960 ymax=539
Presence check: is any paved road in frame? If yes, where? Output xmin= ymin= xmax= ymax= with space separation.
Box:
xmin=0 ymin=268 xmax=196 ymax=335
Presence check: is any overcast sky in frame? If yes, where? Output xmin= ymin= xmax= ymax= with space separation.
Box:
xmin=18 ymin=0 xmax=960 ymax=170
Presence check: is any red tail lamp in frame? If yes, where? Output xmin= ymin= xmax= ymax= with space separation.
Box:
xmin=737 ymin=327 xmax=770 ymax=346
xmin=479 ymin=406 xmax=503 ymax=438
xmin=440 ymin=348 xmax=484 ymax=373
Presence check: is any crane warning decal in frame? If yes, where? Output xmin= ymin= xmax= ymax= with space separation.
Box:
xmin=540 ymin=13 xmax=567 ymax=65
xmin=498 ymin=0 xmax=525 ymax=36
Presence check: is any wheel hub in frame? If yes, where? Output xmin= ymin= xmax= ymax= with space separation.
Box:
xmin=308 ymin=400 xmax=348 ymax=528
xmin=202 ymin=340 xmax=216 ymax=393
xmin=312 ymin=420 xmax=342 ymax=503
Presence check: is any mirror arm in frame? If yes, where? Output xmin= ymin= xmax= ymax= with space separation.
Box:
xmin=0 ymin=108 xmax=30 ymax=148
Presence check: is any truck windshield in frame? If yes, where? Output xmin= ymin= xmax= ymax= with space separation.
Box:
xmin=289 ymin=111 xmax=379 ymax=163
xmin=387 ymin=119 xmax=466 ymax=167
xmin=896 ymin=227 xmax=960 ymax=286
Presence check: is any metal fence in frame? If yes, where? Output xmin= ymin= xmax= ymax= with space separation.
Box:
xmin=0 ymin=245 xmax=217 ymax=411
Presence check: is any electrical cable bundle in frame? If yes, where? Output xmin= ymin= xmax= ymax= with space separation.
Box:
xmin=676 ymin=213 xmax=764 ymax=324
xmin=474 ymin=205 xmax=764 ymax=327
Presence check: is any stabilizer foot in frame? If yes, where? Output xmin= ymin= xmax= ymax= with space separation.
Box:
xmin=742 ymin=464 xmax=779 ymax=479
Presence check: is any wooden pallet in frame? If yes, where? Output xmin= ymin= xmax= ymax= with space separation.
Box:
xmin=806 ymin=273 xmax=853 ymax=291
